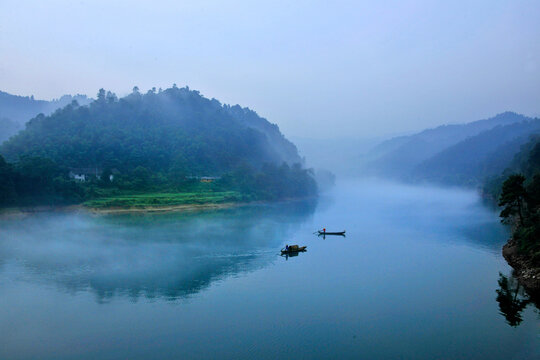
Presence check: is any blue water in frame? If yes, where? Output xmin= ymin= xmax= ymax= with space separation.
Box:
xmin=0 ymin=180 xmax=538 ymax=359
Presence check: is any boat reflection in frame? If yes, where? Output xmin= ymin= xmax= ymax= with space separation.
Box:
xmin=317 ymin=233 xmax=346 ymax=240
xmin=280 ymin=251 xmax=303 ymax=260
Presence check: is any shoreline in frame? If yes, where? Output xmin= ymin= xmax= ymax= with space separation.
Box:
xmin=0 ymin=202 xmax=243 ymax=217
xmin=502 ymin=238 xmax=540 ymax=297
xmin=0 ymin=205 xmax=84 ymax=218
xmin=0 ymin=196 xmax=316 ymax=217
xmin=86 ymin=201 xmax=244 ymax=214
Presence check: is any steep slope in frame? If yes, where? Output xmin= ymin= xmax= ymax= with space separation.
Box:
xmin=225 ymin=104 xmax=300 ymax=165
xmin=366 ymin=112 xmax=532 ymax=177
xmin=488 ymin=136 xmax=540 ymax=294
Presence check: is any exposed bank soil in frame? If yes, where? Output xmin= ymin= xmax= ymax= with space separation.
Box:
xmin=0 ymin=202 xmax=243 ymax=217
xmin=0 ymin=205 xmax=83 ymax=218
xmin=0 ymin=197 xmax=314 ymax=217
xmin=502 ymin=238 xmax=540 ymax=297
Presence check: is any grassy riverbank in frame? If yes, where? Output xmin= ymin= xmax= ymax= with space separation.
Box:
xmin=83 ymin=190 xmax=245 ymax=209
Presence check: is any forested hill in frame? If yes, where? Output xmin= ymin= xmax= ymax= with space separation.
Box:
xmin=488 ymin=136 xmax=540 ymax=274
xmin=0 ymin=86 xmax=316 ymax=206
xmin=1 ymin=86 xmax=301 ymax=175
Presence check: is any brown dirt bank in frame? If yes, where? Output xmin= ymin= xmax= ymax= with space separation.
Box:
xmin=0 ymin=202 xmax=243 ymax=218
xmin=0 ymin=205 xmax=84 ymax=219
xmin=0 ymin=197 xmax=315 ymax=217
xmin=502 ymin=238 xmax=540 ymax=297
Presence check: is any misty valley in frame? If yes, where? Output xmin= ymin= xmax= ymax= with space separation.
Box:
xmin=1 ymin=3 xmax=540 ymax=357
xmin=1 ymin=180 xmax=538 ymax=359
xmin=0 ymin=85 xmax=539 ymax=359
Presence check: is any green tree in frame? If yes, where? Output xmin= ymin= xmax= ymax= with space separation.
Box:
xmin=132 ymin=166 xmax=151 ymax=190
xmin=100 ymin=167 xmax=113 ymax=187
xmin=499 ymin=174 xmax=527 ymax=226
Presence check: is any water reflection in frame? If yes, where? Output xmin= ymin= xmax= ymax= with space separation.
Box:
xmin=496 ymin=273 xmax=532 ymax=327
xmin=280 ymin=252 xmax=302 ymax=260
xmin=317 ymin=233 xmax=346 ymax=240
xmin=0 ymin=199 xmax=316 ymax=302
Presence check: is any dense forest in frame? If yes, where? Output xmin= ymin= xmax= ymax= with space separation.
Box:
xmin=0 ymin=86 xmax=316 ymax=207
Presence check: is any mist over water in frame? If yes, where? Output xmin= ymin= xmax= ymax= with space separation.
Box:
xmin=0 ymin=201 xmax=317 ymax=301
xmin=1 ymin=180 xmax=538 ymax=359
xmin=2 ymin=2 xmax=538 ymax=358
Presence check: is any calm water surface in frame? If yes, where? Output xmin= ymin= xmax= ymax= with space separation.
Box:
xmin=0 ymin=180 xmax=539 ymax=359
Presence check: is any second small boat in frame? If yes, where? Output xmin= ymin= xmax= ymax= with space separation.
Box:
xmin=317 ymin=230 xmax=346 ymax=236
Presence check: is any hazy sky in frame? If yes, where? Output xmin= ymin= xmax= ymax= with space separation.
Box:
xmin=1 ymin=0 xmax=539 ymax=138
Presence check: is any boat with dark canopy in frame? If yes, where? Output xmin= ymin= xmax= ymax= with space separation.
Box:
xmin=281 ymin=245 xmax=307 ymax=254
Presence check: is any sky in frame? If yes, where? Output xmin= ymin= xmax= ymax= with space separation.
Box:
xmin=1 ymin=0 xmax=539 ymax=138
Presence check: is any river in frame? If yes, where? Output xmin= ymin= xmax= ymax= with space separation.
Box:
xmin=0 ymin=180 xmax=538 ymax=359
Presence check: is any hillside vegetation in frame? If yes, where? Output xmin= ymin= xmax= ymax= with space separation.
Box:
xmin=494 ymin=137 xmax=540 ymax=264
xmin=0 ymin=86 xmax=316 ymax=207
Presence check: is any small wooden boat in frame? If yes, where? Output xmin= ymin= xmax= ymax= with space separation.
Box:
xmin=281 ymin=245 xmax=307 ymax=253
xmin=318 ymin=230 xmax=346 ymax=236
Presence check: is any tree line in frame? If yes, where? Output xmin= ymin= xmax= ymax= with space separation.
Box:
xmin=0 ymin=154 xmax=317 ymax=207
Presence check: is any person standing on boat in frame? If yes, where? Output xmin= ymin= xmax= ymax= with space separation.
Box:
xmin=285 ymin=244 xmax=289 ymax=251
xmin=323 ymin=228 xmax=326 ymax=233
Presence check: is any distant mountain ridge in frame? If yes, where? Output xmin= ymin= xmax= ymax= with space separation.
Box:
xmin=365 ymin=112 xmax=539 ymax=185
xmin=413 ymin=119 xmax=540 ymax=185
xmin=0 ymin=90 xmax=92 ymax=123
xmin=0 ymin=90 xmax=92 ymax=143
